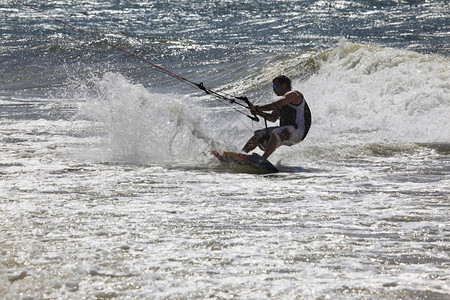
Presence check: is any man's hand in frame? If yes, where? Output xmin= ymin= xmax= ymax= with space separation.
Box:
xmin=250 ymin=105 xmax=260 ymax=115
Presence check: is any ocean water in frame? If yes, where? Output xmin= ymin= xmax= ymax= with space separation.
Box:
xmin=1 ymin=1 xmax=449 ymax=299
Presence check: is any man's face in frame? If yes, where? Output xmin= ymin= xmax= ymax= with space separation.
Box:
xmin=272 ymin=81 xmax=285 ymax=96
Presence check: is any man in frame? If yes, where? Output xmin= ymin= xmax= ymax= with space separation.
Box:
xmin=242 ymin=75 xmax=311 ymax=159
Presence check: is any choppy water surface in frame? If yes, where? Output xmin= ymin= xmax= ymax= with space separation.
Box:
xmin=1 ymin=1 xmax=449 ymax=299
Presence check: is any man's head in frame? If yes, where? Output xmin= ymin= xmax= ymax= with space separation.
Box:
xmin=272 ymin=75 xmax=292 ymax=96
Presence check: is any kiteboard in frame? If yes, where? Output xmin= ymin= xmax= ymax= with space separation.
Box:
xmin=211 ymin=150 xmax=279 ymax=174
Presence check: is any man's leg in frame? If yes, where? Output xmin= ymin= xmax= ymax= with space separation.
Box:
xmin=242 ymin=134 xmax=260 ymax=153
xmin=262 ymin=133 xmax=278 ymax=158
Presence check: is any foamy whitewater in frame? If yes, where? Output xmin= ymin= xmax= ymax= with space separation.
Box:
xmin=1 ymin=1 xmax=449 ymax=299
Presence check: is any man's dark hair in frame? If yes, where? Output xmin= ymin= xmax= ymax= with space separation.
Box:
xmin=274 ymin=75 xmax=292 ymax=90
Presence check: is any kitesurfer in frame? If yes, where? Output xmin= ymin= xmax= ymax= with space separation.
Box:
xmin=243 ymin=75 xmax=311 ymax=159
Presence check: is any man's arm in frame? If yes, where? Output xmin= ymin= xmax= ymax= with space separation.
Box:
xmin=246 ymin=98 xmax=279 ymax=122
xmin=254 ymin=109 xmax=279 ymax=122
xmin=258 ymin=91 xmax=303 ymax=111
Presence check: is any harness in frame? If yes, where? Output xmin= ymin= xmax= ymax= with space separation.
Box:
xmin=279 ymin=100 xmax=312 ymax=140
xmin=257 ymin=98 xmax=311 ymax=148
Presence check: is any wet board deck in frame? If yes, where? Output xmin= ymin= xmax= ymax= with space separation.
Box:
xmin=212 ymin=150 xmax=279 ymax=174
